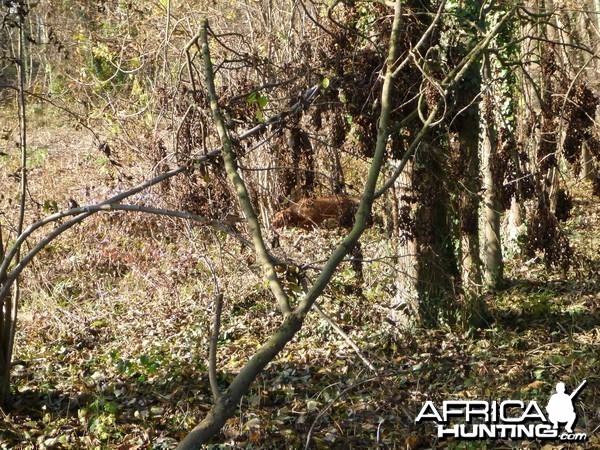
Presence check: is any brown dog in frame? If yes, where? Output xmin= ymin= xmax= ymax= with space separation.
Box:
xmin=272 ymin=196 xmax=359 ymax=229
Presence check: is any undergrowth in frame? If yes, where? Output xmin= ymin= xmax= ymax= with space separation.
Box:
xmin=0 ymin=120 xmax=598 ymax=449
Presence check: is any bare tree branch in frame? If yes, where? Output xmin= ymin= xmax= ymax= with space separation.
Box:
xmin=199 ymin=19 xmax=292 ymax=317
xmin=209 ymin=294 xmax=224 ymax=401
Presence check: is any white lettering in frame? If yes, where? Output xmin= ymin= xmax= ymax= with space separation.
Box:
xmin=478 ymin=423 xmax=495 ymax=437
xmin=515 ymin=424 xmax=535 ymax=438
xmin=494 ymin=424 xmax=513 ymax=438
xmin=537 ymin=424 xmax=558 ymax=438
xmin=560 ymin=433 xmax=587 ymax=441
xmin=443 ymin=401 xmax=466 ymax=421
xmin=415 ymin=401 xmax=443 ymax=423
xmin=415 ymin=398 xmax=588 ymax=441
xmin=438 ymin=424 xmax=459 ymax=437
xmin=499 ymin=401 xmax=524 ymax=422
xmin=465 ymin=400 xmax=489 ymax=422
xmin=459 ymin=424 xmax=478 ymax=438
xmin=522 ymin=401 xmax=546 ymax=421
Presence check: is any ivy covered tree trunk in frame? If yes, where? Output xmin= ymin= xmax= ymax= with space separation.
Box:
xmin=415 ymin=142 xmax=460 ymax=326
xmin=392 ymin=142 xmax=460 ymax=328
xmin=451 ymin=26 xmax=485 ymax=319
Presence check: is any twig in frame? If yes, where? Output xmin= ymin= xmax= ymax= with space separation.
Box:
xmin=0 ymin=197 xmax=245 ymax=304
xmin=375 ymin=6 xmax=517 ymax=199
xmin=295 ymin=0 xmax=403 ymax=315
xmin=209 ymin=294 xmax=224 ymax=401
xmin=313 ymin=304 xmax=378 ymax=372
xmin=304 ymin=377 xmax=378 ymax=450
xmin=300 ymin=277 xmax=378 ymax=373
xmin=177 ymin=4 xmax=405 ymax=446
xmin=391 ymin=0 xmax=448 ymax=78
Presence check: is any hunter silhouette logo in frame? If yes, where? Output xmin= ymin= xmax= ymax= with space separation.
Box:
xmin=546 ymin=380 xmax=586 ymax=434
xmin=415 ymin=380 xmax=588 ymax=441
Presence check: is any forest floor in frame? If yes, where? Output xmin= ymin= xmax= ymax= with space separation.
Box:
xmin=0 ymin=118 xmax=598 ymax=449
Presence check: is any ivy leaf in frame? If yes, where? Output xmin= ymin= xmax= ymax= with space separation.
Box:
xmin=257 ymin=94 xmax=268 ymax=108
xmin=43 ymin=199 xmax=58 ymax=214
xmin=256 ymin=109 xmax=264 ymax=123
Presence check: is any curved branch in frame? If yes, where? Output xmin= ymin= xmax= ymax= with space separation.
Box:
xmin=0 ymin=163 xmax=190 ymax=284
xmin=0 ymin=7 xmax=28 ymax=405
xmin=376 ymin=5 xmax=518 ymax=200
xmin=0 ymin=198 xmax=249 ymax=305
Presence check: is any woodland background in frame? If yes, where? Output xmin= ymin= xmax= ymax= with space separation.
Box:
xmin=0 ymin=0 xmax=599 ymax=448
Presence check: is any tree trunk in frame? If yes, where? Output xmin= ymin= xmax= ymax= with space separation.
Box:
xmin=178 ymin=313 xmax=305 ymax=449
xmin=582 ymin=140 xmax=595 ymax=180
xmin=390 ymin=159 xmax=419 ymax=329
xmin=481 ymin=56 xmax=504 ymax=290
xmin=481 ymin=122 xmax=504 ymax=289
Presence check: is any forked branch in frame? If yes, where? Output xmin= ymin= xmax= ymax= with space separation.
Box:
xmin=177 ymin=2 xmax=404 ymax=446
